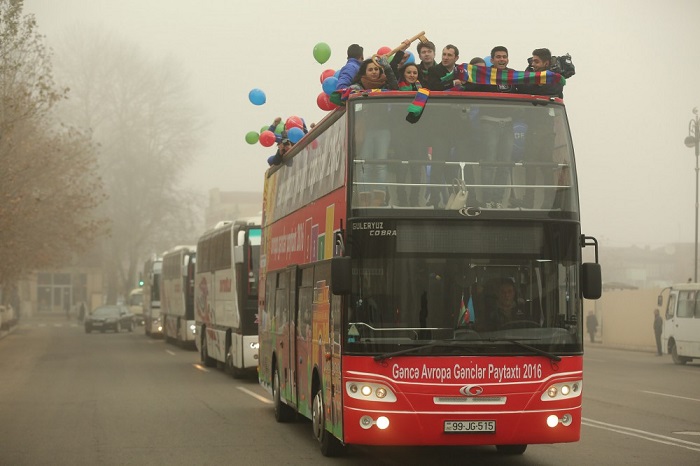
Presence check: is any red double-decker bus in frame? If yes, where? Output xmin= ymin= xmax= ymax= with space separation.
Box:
xmin=258 ymin=88 xmax=601 ymax=456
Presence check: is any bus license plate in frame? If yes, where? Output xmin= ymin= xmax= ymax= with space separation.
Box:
xmin=444 ymin=420 xmax=496 ymax=433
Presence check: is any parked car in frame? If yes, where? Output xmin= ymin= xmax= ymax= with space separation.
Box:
xmin=85 ymin=305 xmax=134 ymax=333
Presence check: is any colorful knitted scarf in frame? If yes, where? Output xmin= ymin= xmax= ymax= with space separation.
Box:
xmin=456 ymin=64 xmax=566 ymax=86
xmin=406 ymin=88 xmax=430 ymax=123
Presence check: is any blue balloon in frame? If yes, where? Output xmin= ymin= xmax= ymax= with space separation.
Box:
xmin=483 ymin=55 xmax=492 ymax=67
xmin=287 ymin=126 xmax=305 ymax=144
xmin=322 ymin=76 xmax=338 ymax=95
xmin=334 ymin=69 xmax=340 ymax=78
xmin=249 ymin=88 xmax=266 ymax=106
xmin=405 ymin=51 xmax=415 ymax=64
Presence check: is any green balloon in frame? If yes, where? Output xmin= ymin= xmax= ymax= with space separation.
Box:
xmin=260 ymin=126 xmax=268 ymax=134
xmin=313 ymin=42 xmax=331 ymax=64
xmin=245 ymin=131 xmax=259 ymax=145
xmin=274 ymin=122 xmax=285 ymax=134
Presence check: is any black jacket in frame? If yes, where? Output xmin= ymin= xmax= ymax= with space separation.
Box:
xmin=518 ymin=66 xmax=564 ymax=99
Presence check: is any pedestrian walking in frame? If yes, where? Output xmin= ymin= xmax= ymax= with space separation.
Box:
xmin=653 ymin=308 xmax=663 ymax=356
xmin=586 ymin=310 xmax=598 ymax=343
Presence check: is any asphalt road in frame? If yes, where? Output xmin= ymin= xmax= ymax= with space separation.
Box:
xmin=0 ymin=315 xmax=698 ymax=465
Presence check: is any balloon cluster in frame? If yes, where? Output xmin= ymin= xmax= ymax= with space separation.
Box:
xmin=247 ymin=116 xmax=307 ymax=147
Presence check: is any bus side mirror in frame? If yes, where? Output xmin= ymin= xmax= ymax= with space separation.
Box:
xmin=331 ymin=257 xmax=352 ymax=295
xmin=581 ymin=262 xmax=602 ymax=299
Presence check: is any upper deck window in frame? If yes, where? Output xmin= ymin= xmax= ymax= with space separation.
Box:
xmin=349 ymin=96 xmax=578 ymax=214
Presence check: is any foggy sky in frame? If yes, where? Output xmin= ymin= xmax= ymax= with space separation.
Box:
xmin=24 ymin=0 xmax=700 ymax=248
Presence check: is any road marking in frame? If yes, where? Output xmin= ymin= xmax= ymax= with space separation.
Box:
xmin=165 ymin=350 xmax=176 ymax=356
xmin=582 ymin=418 xmax=700 ymax=452
xmin=193 ymin=364 xmax=209 ymax=372
xmin=583 ymin=357 xmax=605 ymax=362
xmin=641 ymin=390 xmax=700 ymax=403
xmin=237 ymin=386 xmax=272 ymax=404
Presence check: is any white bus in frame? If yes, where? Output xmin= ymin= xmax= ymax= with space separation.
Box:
xmin=195 ymin=218 xmax=261 ymax=377
xmin=659 ymin=282 xmax=700 ymax=364
xmin=161 ymin=245 xmax=197 ymax=347
xmin=127 ymin=287 xmax=144 ymax=325
xmin=143 ymin=256 xmax=163 ymax=337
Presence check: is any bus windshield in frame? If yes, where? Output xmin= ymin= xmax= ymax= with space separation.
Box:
xmin=350 ymin=96 xmax=578 ymax=213
xmin=346 ymin=220 xmax=583 ymax=355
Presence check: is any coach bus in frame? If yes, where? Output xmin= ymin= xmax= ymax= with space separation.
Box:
xmin=160 ymin=245 xmax=197 ymax=347
xmin=142 ymin=256 xmax=162 ymax=337
xmin=194 ymin=218 xmax=261 ymax=377
xmin=658 ymin=282 xmax=700 ymax=364
xmin=258 ymin=87 xmax=602 ymax=456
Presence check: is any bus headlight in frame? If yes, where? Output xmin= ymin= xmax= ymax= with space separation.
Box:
xmin=346 ymin=382 xmax=396 ymax=402
xmin=542 ymin=380 xmax=582 ymax=401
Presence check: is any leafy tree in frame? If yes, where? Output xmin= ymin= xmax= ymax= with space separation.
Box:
xmin=52 ymin=26 xmax=204 ymax=303
xmin=0 ymin=0 xmax=106 ymax=287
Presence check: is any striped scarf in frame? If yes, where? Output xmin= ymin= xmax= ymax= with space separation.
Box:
xmin=456 ymin=64 xmax=566 ymax=86
xmin=406 ymin=88 xmax=430 ymax=123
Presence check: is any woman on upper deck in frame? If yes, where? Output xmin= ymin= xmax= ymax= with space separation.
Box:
xmin=349 ymin=57 xmax=399 ymax=91
xmin=397 ymin=63 xmax=422 ymax=91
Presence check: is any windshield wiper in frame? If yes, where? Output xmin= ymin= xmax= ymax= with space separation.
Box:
xmin=374 ymin=340 xmax=478 ymax=362
xmin=373 ymin=338 xmax=561 ymax=362
xmin=487 ymin=338 xmax=561 ymax=362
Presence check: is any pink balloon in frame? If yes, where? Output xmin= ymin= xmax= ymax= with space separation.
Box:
xmin=285 ymin=116 xmax=304 ymax=131
xmin=319 ymin=69 xmax=335 ymax=84
xmin=259 ymin=130 xmax=276 ymax=147
xmin=376 ymin=46 xmax=391 ymax=56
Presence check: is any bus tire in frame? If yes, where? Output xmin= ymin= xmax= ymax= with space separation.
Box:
xmin=272 ymin=364 xmax=294 ymax=422
xmin=312 ymin=386 xmax=344 ymax=457
xmin=201 ymin=334 xmax=216 ymax=367
xmin=671 ymin=342 xmax=688 ymax=365
xmin=496 ymin=444 xmax=527 ymax=455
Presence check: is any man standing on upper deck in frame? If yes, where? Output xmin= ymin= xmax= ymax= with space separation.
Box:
xmin=336 ymin=44 xmax=364 ymax=90
xmin=477 ymin=46 xmax=517 ymax=208
xmin=416 ymin=41 xmax=436 ymax=84
xmin=423 ymin=45 xmax=462 ymax=208
xmin=519 ymin=48 xmax=564 ymax=99
xmin=519 ymin=48 xmax=562 ymax=209
xmin=426 ymin=44 xmax=462 ymax=91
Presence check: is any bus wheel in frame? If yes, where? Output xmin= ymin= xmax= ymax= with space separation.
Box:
xmin=496 ymin=444 xmax=527 ymax=455
xmin=312 ymin=387 xmax=344 ymax=457
xmin=671 ymin=342 xmax=688 ymax=365
xmin=272 ymin=364 xmax=294 ymax=422
xmin=201 ymin=335 xmax=216 ymax=367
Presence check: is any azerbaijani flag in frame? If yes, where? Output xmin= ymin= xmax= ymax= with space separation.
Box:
xmin=459 ymin=292 xmax=469 ymax=324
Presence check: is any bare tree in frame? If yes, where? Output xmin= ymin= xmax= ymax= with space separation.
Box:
xmin=52 ymin=26 xmax=204 ymax=303
xmin=0 ymin=0 xmax=106 ymax=287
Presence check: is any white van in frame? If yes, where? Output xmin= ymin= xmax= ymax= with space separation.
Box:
xmin=658 ymin=283 xmax=700 ymax=364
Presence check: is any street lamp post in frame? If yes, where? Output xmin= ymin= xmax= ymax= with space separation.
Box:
xmin=685 ymin=107 xmax=700 ymax=282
